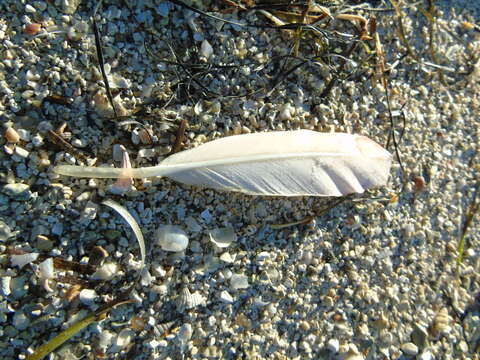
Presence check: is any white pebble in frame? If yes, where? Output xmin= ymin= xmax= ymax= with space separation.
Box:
xmin=219 ymin=290 xmax=234 ymax=303
xmin=11 ymin=253 xmax=39 ymax=268
xmin=79 ymin=289 xmax=97 ymax=306
xmin=230 ymin=273 xmax=249 ymax=290
xmin=200 ymin=40 xmax=213 ymax=59
xmin=326 ymin=338 xmax=340 ymax=353
xmin=14 ymin=147 xmax=29 ymax=158
xmin=400 ymin=342 xmax=419 ymax=356
xmin=91 ymin=263 xmax=118 ymax=281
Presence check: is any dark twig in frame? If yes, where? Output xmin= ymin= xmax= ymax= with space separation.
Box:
xmin=92 ymin=17 xmax=118 ymax=118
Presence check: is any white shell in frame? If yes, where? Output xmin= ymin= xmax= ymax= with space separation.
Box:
xmin=38 ymin=258 xmax=54 ymax=279
xmin=114 ymin=328 xmax=135 ymax=348
xmin=176 ymin=287 xmax=205 ymax=312
xmin=11 ymin=253 xmax=39 ymax=268
xmin=155 ymin=225 xmax=189 ymax=252
xmin=91 ymin=263 xmax=118 ymax=281
xmin=209 ymin=226 xmax=236 ymax=248
xmin=176 ymin=323 xmax=193 ymax=351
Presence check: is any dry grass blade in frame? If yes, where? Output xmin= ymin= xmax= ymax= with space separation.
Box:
xmin=25 ymin=299 xmax=134 ymax=360
xmin=102 ymin=199 xmax=146 ymax=268
xmin=456 ymin=181 xmax=480 ymax=276
xmin=388 ymin=0 xmax=416 ymax=59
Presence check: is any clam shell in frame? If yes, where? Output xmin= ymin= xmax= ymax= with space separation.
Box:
xmin=208 ymin=226 xmax=236 ymax=248
xmin=155 ymin=225 xmax=189 ymax=252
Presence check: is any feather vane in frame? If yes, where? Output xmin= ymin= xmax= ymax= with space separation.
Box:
xmin=54 ymin=130 xmax=392 ymax=197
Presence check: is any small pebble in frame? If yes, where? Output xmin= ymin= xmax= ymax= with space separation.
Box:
xmin=326 ymin=338 xmax=340 ymax=353
xmin=400 ymin=342 xmax=419 ymax=356
xmin=2 ymin=183 xmax=32 ymax=201
xmin=0 ymin=220 xmax=12 ymax=241
xmin=79 ymin=289 xmax=97 ymax=306
xmin=219 ymin=290 xmax=234 ymax=303
xmin=4 ymin=127 xmax=20 ymax=143
xmin=230 ymin=273 xmax=249 ymax=290
xmin=91 ymin=263 xmax=118 ymax=281
xmin=24 ymin=23 xmax=41 ymax=35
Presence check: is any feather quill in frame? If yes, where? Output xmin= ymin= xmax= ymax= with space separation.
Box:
xmin=54 ymin=130 xmax=392 ymax=197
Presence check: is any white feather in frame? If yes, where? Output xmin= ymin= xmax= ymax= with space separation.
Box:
xmin=54 ymin=130 xmax=392 ymax=197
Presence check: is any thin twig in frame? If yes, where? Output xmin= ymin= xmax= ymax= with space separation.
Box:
xmin=92 ymin=17 xmax=118 ymax=118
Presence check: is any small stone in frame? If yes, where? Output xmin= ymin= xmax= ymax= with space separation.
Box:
xmin=400 ymin=342 xmax=418 ymax=356
xmin=36 ymin=235 xmax=53 ymax=251
xmin=88 ymin=245 xmax=109 ymax=266
xmin=230 ymin=273 xmax=249 ymax=290
xmin=79 ymin=289 xmax=97 ymax=306
xmin=2 ymin=183 xmax=32 ymax=201
xmin=24 ymin=23 xmax=41 ymax=35
xmin=209 ymin=226 xmax=236 ymax=248
xmin=0 ymin=220 xmax=12 ymax=241
xmin=219 ymin=290 xmax=234 ymax=303
xmin=411 ymin=323 xmax=429 ymax=349
xmin=326 ymin=338 xmax=340 ymax=353
xmin=417 ymin=351 xmax=433 ymax=360
xmin=4 ymin=127 xmax=20 ymax=143
xmin=200 ymin=40 xmax=213 ymax=59
xmin=13 ymin=311 xmax=29 ymax=331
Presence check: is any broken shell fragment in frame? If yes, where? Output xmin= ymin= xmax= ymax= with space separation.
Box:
xmin=208 ymin=226 xmax=236 ymax=248
xmin=155 ymin=225 xmax=189 ymax=252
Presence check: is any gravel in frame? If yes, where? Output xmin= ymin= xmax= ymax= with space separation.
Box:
xmin=0 ymin=0 xmax=479 ymax=359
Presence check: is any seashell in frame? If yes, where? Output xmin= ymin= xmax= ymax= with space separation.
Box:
xmin=156 ymin=321 xmax=176 ymax=336
xmin=230 ymin=273 xmax=249 ymax=290
xmin=38 ymin=258 xmax=54 ymax=279
xmin=176 ymin=287 xmax=205 ymax=312
xmin=24 ymin=23 xmax=42 ymax=35
xmin=11 ymin=253 xmax=39 ymax=268
xmin=130 ymin=315 xmax=146 ymax=331
xmin=91 ymin=263 xmax=118 ymax=281
xmin=208 ymin=226 xmax=236 ymax=248
xmin=429 ymin=307 xmax=450 ymax=337
xmin=79 ymin=288 xmax=97 ymax=306
xmin=114 ymin=328 xmax=135 ymax=348
xmin=176 ymin=323 xmax=193 ymax=351
xmin=200 ymin=40 xmax=213 ymax=59
xmin=5 ymin=127 xmax=20 ymax=143
xmin=155 ymin=225 xmax=189 ymax=252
